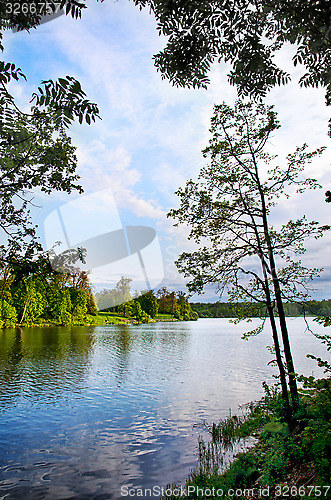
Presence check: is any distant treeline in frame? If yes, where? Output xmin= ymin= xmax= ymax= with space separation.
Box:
xmin=95 ymin=281 xmax=198 ymax=322
xmin=190 ymin=300 xmax=331 ymax=318
xmin=0 ymin=264 xmax=98 ymax=328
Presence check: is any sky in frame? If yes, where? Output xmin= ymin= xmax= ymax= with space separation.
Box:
xmin=3 ymin=0 xmax=331 ymax=301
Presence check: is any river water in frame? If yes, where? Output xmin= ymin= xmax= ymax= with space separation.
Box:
xmin=0 ymin=318 xmax=328 ymax=499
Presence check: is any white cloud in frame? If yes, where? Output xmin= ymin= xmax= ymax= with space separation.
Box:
xmin=3 ymin=4 xmax=331 ymax=298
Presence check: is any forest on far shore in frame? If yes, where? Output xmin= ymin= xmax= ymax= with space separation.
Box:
xmin=190 ymin=299 xmax=331 ymax=318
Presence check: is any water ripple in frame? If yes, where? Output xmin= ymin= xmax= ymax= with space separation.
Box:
xmin=0 ymin=319 xmax=327 ymax=499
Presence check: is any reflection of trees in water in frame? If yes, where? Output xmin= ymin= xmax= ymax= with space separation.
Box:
xmin=112 ymin=325 xmax=133 ymax=387
xmin=139 ymin=324 xmax=191 ymax=353
xmin=4 ymin=327 xmax=24 ymax=368
xmin=0 ymin=323 xmax=192 ymax=403
xmin=99 ymin=324 xmax=191 ymax=387
xmin=113 ymin=325 xmax=133 ymax=355
xmin=0 ymin=326 xmax=96 ymax=405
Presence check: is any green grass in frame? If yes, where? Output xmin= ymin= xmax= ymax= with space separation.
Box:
xmin=13 ymin=311 xmax=180 ymax=328
xmin=14 ymin=312 xmax=129 ymax=327
xmin=162 ymin=378 xmax=331 ymax=499
xmin=96 ymin=311 xmax=132 ymax=324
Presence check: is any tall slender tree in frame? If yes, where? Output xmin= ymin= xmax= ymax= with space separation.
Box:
xmin=168 ymin=100 xmax=329 ymax=408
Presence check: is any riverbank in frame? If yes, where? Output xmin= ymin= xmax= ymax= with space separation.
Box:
xmin=96 ymin=311 xmax=181 ymax=325
xmin=190 ymin=300 xmax=331 ymax=319
xmin=164 ymin=377 xmax=331 ymax=499
xmin=1 ymin=319 xmax=328 ymax=498
xmin=7 ymin=311 xmax=185 ymax=328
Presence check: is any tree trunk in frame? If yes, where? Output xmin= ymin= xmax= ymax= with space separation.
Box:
xmin=266 ymin=299 xmax=289 ymax=406
xmin=268 ymin=253 xmax=299 ymax=407
xmin=261 ymin=261 xmax=290 ymax=411
xmin=20 ymin=295 xmax=29 ymax=324
xmin=256 ymin=170 xmax=299 ymax=408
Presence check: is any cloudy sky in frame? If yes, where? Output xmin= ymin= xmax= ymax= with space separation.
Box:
xmin=4 ymin=0 xmax=331 ymax=300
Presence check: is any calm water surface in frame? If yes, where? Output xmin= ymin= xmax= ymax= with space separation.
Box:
xmin=0 ymin=318 xmax=328 ymax=499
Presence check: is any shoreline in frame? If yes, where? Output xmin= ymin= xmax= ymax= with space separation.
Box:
xmin=1 ymin=316 xmax=183 ymax=329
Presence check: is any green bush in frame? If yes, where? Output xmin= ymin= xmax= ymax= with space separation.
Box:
xmin=190 ymin=310 xmax=199 ymax=321
xmin=162 ymin=378 xmax=331 ymax=499
xmin=70 ymin=288 xmax=87 ymax=323
xmin=48 ymin=289 xmax=72 ymax=325
xmin=223 ymin=452 xmax=259 ymax=489
xmin=0 ymin=300 xmax=17 ymax=328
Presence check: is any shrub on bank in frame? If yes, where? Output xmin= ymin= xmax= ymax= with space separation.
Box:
xmin=163 ymin=378 xmax=331 ymax=499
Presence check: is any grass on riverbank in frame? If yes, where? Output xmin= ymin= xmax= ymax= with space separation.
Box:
xmin=97 ymin=311 xmax=134 ymax=324
xmin=98 ymin=311 xmax=179 ymax=324
xmin=10 ymin=311 xmax=181 ymax=328
xmin=163 ymin=378 xmax=331 ymax=499
xmin=13 ymin=312 xmax=138 ymax=327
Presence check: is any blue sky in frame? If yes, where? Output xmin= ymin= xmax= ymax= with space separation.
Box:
xmin=3 ymin=0 xmax=331 ymax=300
